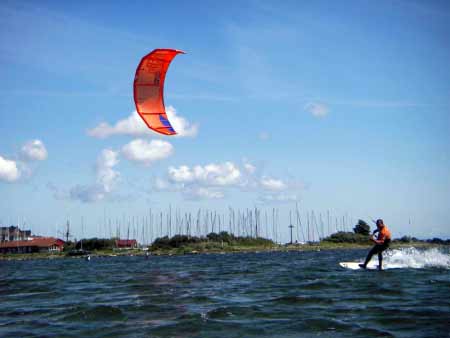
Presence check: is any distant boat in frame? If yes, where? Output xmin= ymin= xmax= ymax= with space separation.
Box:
xmin=66 ymin=249 xmax=90 ymax=257
xmin=66 ymin=232 xmax=90 ymax=257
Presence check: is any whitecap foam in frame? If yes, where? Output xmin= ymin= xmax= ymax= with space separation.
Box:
xmin=375 ymin=247 xmax=450 ymax=269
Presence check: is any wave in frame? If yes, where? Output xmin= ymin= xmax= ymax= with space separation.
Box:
xmin=381 ymin=247 xmax=450 ymax=269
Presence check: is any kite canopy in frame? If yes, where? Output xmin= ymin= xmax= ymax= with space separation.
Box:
xmin=133 ymin=49 xmax=185 ymax=136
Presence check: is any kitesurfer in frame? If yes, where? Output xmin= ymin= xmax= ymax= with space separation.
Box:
xmin=359 ymin=219 xmax=391 ymax=270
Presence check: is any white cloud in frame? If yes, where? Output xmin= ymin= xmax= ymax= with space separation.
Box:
xmin=96 ymin=149 xmax=120 ymax=193
xmin=87 ymin=111 xmax=149 ymax=139
xmin=20 ymin=139 xmax=48 ymax=161
xmin=0 ymin=156 xmax=20 ymax=182
xmin=122 ymin=139 xmax=173 ymax=165
xmin=184 ymin=187 xmax=224 ymax=200
xmin=157 ymin=161 xmax=243 ymax=200
xmin=68 ymin=149 xmax=120 ymax=203
xmin=305 ymin=102 xmax=329 ymax=118
xmin=260 ymin=176 xmax=287 ymax=191
xmin=259 ymin=193 xmax=299 ymax=203
xmin=155 ymin=160 xmax=304 ymax=202
xmin=166 ymin=106 xmax=198 ymax=137
xmin=244 ymin=162 xmax=256 ymax=174
xmin=87 ymin=107 xmax=198 ymax=138
xmin=168 ymin=165 xmax=194 ymax=183
xmin=168 ymin=162 xmax=241 ymax=186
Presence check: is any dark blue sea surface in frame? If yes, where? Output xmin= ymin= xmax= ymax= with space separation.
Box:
xmin=1 ymin=248 xmax=449 ymax=337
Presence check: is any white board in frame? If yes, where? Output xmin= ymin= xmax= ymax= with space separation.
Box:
xmin=339 ymin=262 xmax=379 ymax=270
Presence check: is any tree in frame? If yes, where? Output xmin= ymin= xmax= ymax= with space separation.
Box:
xmin=353 ymin=220 xmax=370 ymax=236
xmin=322 ymin=231 xmax=370 ymax=243
xmin=398 ymin=235 xmax=412 ymax=243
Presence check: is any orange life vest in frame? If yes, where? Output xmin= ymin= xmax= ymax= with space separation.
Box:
xmin=378 ymin=226 xmax=391 ymax=242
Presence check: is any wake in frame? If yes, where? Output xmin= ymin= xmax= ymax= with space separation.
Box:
xmin=379 ymin=247 xmax=450 ymax=269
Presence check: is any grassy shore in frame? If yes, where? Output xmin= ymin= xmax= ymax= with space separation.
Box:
xmin=1 ymin=241 xmax=443 ymax=261
xmin=0 ymin=249 xmax=142 ymax=261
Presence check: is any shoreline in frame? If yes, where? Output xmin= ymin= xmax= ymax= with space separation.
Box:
xmin=0 ymin=241 xmax=443 ymax=261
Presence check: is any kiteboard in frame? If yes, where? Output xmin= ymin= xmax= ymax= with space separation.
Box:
xmin=339 ymin=262 xmax=379 ymax=270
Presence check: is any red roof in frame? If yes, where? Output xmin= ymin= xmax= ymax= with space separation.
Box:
xmin=0 ymin=237 xmax=65 ymax=249
xmin=116 ymin=239 xmax=137 ymax=247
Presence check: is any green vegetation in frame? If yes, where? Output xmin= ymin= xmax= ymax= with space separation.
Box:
xmin=395 ymin=235 xmax=419 ymax=243
xmin=321 ymin=231 xmax=371 ymax=244
xmin=393 ymin=236 xmax=450 ymax=245
xmin=150 ymin=231 xmax=275 ymax=254
xmin=321 ymin=220 xmax=373 ymax=244
xmin=63 ymin=238 xmax=133 ymax=257
xmin=322 ymin=219 xmax=374 ymax=244
xmin=322 ymin=231 xmax=371 ymax=244
xmin=353 ymin=220 xmax=370 ymax=235
xmin=63 ymin=238 xmax=117 ymax=252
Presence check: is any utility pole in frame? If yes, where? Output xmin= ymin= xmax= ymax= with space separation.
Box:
xmin=255 ymin=207 xmax=258 ymax=238
xmin=289 ymin=211 xmax=294 ymax=244
xmin=65 ymin=220 xmax=70 ymax=242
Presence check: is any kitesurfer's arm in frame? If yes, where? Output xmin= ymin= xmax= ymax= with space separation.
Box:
xmin=369 ymin=229 xmax=379 ymax=243
xmin=372 ymin=236 xmax=385 ymax=245
xmin=371 ymin=227 xmax=390 ymax=245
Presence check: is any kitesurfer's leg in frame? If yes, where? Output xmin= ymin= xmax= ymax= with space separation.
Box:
xmin=377 ymin=241 xmax=390 ymax=270
xmin=378 ymin=251 xmax=383 ymax=270
xmin=360 ymin=245 xmax=378 ymax=268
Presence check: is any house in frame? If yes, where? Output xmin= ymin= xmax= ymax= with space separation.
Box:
xmin=115 ymin=239 xmax=138 ymax=249
xmin=0 ymin=226 xmax=32 ymax=242
xmin=0 ymin=237 xmax=65 ymax=254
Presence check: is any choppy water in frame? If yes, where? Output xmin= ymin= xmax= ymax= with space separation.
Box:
xmin=1 ymin=247 xmax=449 ymax=338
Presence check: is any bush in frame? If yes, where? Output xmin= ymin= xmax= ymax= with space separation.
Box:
xmin=234 ymin=236 xmax=273 ymax=246
xmin=63 ymin=241 xmax=75 ymax=252
xmin=397 ymin=236 xmax=412 ymax=243
xmin=427 ymin=238 xmax=445 ymax=244
xmin=150 ymin=231 xmax=273 ymax=250
xmin=218 ymin=231 xmax=234 ymax=243
xmin=151 ymin=236 xmax=171 ymax=250
xmin=353 ymin=220 xmax=370 ymax=235
xmin=322 ymin=231 xmax=370 ymax=244
xmin=169 ymin=235 xmax=190 ymax=248
xmin=206 ymin=232 xmax=220 ymax=242
xmin=206 ymin=232 xmax=237 ymax=243
xmin=75 ymin=238 xmax=115 ymax=251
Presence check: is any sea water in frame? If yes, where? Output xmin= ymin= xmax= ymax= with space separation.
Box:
xmin=1 ymin=247 xmax=449 ymax=337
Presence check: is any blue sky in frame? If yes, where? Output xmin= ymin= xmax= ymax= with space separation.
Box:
xmin=1 ymin=0 xmax=449 ymax=241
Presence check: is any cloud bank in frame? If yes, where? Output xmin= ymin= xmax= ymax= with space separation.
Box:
xmin=56 ymin=136 xmax=175 ymax=202
xmin=87 ymin=106 xmax=198 ymax=138
xmin=168 ymin=162 xmax=241 ymax=186
xmin=155 ymin=160 xmax=302 ymax=202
